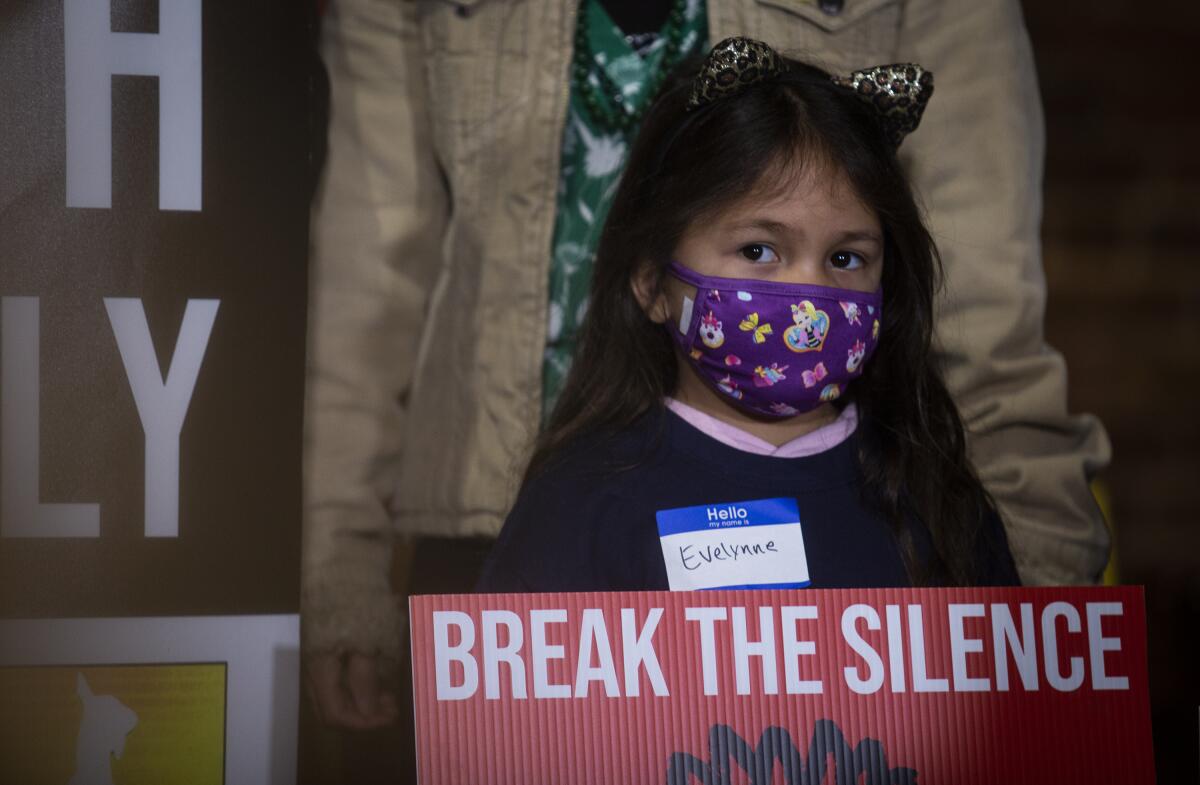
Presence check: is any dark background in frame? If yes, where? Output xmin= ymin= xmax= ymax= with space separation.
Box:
xmin=1022 ymin=1 xmax=1200 ymax=780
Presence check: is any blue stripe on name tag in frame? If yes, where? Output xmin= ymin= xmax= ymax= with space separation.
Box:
xmin=702 ymin=581 xmax=811 ymax=591
xmin=655 ymin=497 xmax=800 ymax=538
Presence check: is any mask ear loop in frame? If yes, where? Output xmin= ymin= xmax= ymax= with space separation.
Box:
xmin=677 ymin=293 xmax=696 ymax=337
xmin=663 ymin=265 xmax=704 ymax=349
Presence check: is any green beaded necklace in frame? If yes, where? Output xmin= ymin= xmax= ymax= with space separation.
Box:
xmin=572 ymin=0 xmax=692 ymax=132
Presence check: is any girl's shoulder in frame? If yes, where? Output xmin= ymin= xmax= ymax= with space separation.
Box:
xmin=475 ymin=412 xmax=670 ymax=593
xmin=528 ymin=412 xmax=669 ymax=489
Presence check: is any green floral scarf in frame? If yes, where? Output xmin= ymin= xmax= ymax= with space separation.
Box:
xmin=542 ymin=0 xmax=708 ymax=420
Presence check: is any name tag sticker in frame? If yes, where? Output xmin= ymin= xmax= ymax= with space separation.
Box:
xmin=655 ymin=497 xmax=810 ymax=591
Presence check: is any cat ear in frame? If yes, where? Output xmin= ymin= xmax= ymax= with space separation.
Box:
xmin=76 ymin=671 xmax=93 ymax=698
xmin=832 ymin=64 xmax=934 ymax=148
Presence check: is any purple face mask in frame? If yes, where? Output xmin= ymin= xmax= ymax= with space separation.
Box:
xmin=666 ymin=261 xmax=883 ymax=418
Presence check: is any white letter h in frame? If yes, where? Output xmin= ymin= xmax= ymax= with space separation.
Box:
xmin=64 ymin=0 xmax=202 ymax=210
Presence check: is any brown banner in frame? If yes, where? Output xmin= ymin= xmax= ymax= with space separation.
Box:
xmin=0 ymin=0 xmax=315 ymax=618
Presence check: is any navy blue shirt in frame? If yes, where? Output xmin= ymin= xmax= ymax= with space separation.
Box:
xmin=477 ymin=407 xmax=1019 ymax=592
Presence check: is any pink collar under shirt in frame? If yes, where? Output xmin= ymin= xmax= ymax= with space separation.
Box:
xmin=664 ymin=398 xmax=858 ymax=458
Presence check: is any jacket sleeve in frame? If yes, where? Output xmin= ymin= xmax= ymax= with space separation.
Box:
xmin=896 ymin=0 xmax=1112 ymax=585
xmin=302 ymin=0 xmax=448 ymax=662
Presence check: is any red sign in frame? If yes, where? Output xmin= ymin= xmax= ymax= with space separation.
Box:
xmin=410 ymin=587 xmax=1153 ymax=784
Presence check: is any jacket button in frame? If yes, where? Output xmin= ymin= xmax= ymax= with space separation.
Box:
xmin=819 ymin=0 xmax=845 ymax=14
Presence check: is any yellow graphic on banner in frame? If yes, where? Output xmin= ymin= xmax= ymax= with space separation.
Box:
xmin=0 ymin=663 xmax=225 ymax=785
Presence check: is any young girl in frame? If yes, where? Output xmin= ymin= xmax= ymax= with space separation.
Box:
xmin=477 ymin=38 xmax=1019 ymax=593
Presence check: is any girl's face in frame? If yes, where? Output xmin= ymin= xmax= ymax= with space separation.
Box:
xmin=669 ymin=163 xmax=883 ymax=297
xmin=632 ymin=163 xmax=885 ymax=442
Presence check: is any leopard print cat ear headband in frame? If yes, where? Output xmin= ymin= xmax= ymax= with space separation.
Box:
xmin=687 ymin=37 xmax=934 ymax=149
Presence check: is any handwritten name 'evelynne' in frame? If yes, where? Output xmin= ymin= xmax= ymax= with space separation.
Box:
xmin=680 ymin=540 xmax=779 ymax=571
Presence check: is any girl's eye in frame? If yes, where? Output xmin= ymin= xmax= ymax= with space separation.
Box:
xmin=830 ymin=251 xmax=866 ymax=270
xmin=739 ymin=244 xmax=780 ymax=264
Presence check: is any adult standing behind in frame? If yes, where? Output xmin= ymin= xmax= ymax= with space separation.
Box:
xmin=302 ymin=0 xmax=1110 ymax=729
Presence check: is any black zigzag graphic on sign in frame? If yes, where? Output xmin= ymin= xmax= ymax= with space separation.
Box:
xmin=666 ymin=719 xmax=918 ymax=785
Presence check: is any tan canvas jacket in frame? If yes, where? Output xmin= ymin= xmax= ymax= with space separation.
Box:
xmin=304 ymin=0 xmax=1112 ymax=660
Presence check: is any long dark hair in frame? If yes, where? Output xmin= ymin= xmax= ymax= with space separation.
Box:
xmin=528 ymin=55 xmax=996 ymax=586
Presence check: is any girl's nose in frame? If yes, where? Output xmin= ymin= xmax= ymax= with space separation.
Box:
xmin=781 ymin=257 xmax=839 ymax=288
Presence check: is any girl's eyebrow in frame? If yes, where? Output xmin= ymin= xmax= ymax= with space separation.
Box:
xmin=834 ymin=230 xmax=883 ymax=246
xmin=724 ymin=218 xmax=793 ymax=235
xmin=725 ymin=219 xmax=882 ymax=247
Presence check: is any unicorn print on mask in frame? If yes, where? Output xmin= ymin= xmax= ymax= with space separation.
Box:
xmin=847 ymin=340 xmax=867 ymax=373
xmin=784 ymin=300 xmax=830 ymax=353
xmin=840 ymin=301 xmax=862 ymax=325
xmin=753 ymin=362 xmax=788 ymax=387
xmin=698 ymin=311 xmax=725 ymax=348
xmin=717 ymin=374 xmax=743 ymax=400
